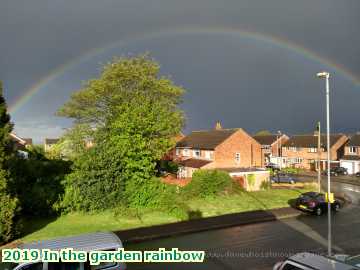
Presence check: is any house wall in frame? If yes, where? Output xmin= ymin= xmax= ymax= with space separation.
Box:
xmin=344 ymin=146 xmax=360 ymax=156
xmin=229 ymin=170 xmax=270 ymax=191
xmin=205 ymin=129 xmax=263 ymax=169
xmin=270 ymin=135 xmax=290 ymax=157
xmin=281 ymin=135 xmax=348 ymax=170
xmin=175 ymin=148 xmax=214 ymax=161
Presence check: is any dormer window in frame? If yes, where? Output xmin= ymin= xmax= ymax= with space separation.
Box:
xmin=349 ymin=146 xmax=357 ymax=154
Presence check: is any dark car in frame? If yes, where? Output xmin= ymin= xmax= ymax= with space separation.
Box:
xmin=266 ymin=162 xmax=280 ymax=171
xmin=356 ymin=172 xmax=360 ymax=177
xmin=271 ymin=172 xmax=296 ymax=184
xmin=295 ymin=192 xmax=341 ymax=216
xmin=323 ymin=166 xmax=348 ymax=176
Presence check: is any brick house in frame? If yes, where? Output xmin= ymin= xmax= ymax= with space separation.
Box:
xmin=340 ymin=134 xmax=360 ymax=174
xmin=253 ymin=134 xmax=289 ymax=165
xmin=282 ymin=133 xmax=348 ymax=170
xmin=175 ymin=127 xmax=263 ymax=178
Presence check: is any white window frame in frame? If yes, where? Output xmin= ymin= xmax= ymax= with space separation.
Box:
xmin=308 ymin=147 xmax=317 ymax=153
xmin=235 ymin=153 xmax=241 ymax=163
xmin=349 ymin=146 xmax=357 ymax=154
xmin=175 ymin=148 xmax=180 ymax=156
xmin=204 ymin=151 xmax=212 ymax=160
xmin=193 ymin=149 xmax=201 ymax=158
xmin=183 ymin=149 xmax=190 ymax=157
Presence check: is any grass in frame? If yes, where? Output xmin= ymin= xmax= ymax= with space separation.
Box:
xmin=20 ymin=188 xmax=312 ymax=243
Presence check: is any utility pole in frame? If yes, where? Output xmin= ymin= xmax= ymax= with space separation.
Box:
xmin=317 ymin=121 xmax=321 ymax=193
xmin=317 ymin=71 xmax=332 ymax=256
xmin=278 ymin=130 xmax=282 ymax=169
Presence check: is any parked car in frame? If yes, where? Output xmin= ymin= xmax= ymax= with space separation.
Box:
xmin=356 ymin=172 xmax=360 ymax=177
xmin=271 ymin=172 xmax=296 ymax=184
xmin=295 ymin=191 xmax=341 ymax=216
xmin=8 ymin=232 xmax=126 ymax=270
xmin=266 ymin=162 xmax=280 ymax=170
xmin=273 ymin=252 xmax=360 ymax=270
xmin=323 ymin=167 xmax=348 ymax=176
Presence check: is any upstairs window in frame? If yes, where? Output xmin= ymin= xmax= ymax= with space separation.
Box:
xmin=193 ymin=149 xmax=201 ymax=158
xmin=204 ymin=151 xmax=213 ymax=160
xmin=349 ymin=146 xmax=357 ymax=154
xmin=308 ymin=147 xmax=317 ymax=153
xmin=183 ymin=149 xmax=190 ymax=156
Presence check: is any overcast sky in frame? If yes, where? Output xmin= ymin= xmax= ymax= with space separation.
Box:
xmin=1 ymin=0 xmax=360 ymax=143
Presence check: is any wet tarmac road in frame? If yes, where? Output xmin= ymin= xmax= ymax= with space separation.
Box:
xmin=127 ymin=181 xmax=360 ymax=270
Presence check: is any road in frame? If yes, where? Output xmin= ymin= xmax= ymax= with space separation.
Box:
xmin=126 ymin=181 xmax=360 ymax=270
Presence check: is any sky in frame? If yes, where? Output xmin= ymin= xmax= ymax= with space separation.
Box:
xmin=1 ymin=0 xmax=360 ymax=143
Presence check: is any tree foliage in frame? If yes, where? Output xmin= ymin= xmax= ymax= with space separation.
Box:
xmin=58 ymin=55 xmax=186 ymax=211
xmin=0 ymin=81 xmax=20 ymax=244
xmin=254 ymin=130 xmax=272 ymax=136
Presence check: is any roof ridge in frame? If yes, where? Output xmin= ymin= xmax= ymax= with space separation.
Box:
xmin=192 ymin=128 xmax=240 ymax=133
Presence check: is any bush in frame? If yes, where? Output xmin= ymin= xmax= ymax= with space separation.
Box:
xmin=182 ymin=170 xmax=235 ymax=198
xmin=9 ymin=158 xmax=71 ymax=216
xmin=0 ymin=193 xmax=20 ymax=244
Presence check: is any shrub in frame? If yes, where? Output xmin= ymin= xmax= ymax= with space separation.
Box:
xmin=0 ymin=193 xmax=20 ymax=244
xmin=9 ymin=158 xmax=71 ymax=216
xmin=183 ymin=170 xmax=234 ymax=198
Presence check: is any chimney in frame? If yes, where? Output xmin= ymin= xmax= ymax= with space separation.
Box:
xmin=215 ymin=121 xmax=222 ymax=130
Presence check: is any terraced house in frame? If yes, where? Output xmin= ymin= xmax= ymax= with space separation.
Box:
xmin=340 ymin=134 xmax=360 ymax=174
xmin=253 ymin=134 xmax=289 ymax=165
xmin=174 ymin=125 xmax=263 ymax=178
xmin=282 ymin=133 xmax=348 ymax=170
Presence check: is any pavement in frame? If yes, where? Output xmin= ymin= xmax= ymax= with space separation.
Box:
xmin=125 ymin=180 xmax=360 ymax=270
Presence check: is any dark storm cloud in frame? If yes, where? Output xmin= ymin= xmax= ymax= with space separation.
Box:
xmin=0 ymin=0 xmax=359 ymax=142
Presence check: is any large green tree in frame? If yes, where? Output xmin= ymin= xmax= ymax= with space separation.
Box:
xmin=0 ymin=81 xmax=20 ymax=243
xmin=58 ymin=55 xmax=186 ymax=211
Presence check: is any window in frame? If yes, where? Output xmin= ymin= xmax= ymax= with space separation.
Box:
xmin=193 ymin=149 xmax=201 ymax=158
xmin=235 ymin=153 xmax=241 ymax=163
xmin=19 ymin=263 xmax=43 ymax=270
xmin=349 ymin=146 xmax=357 ymax=154
xmin=183 ymin=149 xmax=190 ymax=156
xmin=90 ymin=262 xmax=118 ymax=270
xmin=48 ymin=263 xmax=81 ymax=270
xmin=308 ymin=147 xmax=317 ymax=153
xmin=204 ymin=151 xmax=212 ymax=160
xmin=295 ymin=158 xmax=303 ymax=164
xmin=175 ymin=148 xmax=180 ymax=156
xmin=281 ymin=263 xmax=304 ymax=270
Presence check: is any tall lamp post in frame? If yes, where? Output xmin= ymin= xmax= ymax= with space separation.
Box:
xmin=278 ymin=130 xmax=282 ymax=169
xmin=317 ymin=71 xmax=332 ymax=256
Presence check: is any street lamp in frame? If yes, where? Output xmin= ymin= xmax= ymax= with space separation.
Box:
xmin=317 ymin=71 xmax=332 ymax=256
xmin=277 ymin=130 xmax=282 ymax=169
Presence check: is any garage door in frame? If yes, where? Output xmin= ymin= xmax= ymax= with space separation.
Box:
xmin=340 ymin=161 xmax=354 ymax=174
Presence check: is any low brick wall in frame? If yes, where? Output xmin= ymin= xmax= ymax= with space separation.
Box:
xmin=161 ymin=174 xmax=191 ymax=187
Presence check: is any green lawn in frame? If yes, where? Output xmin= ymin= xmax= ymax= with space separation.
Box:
xmin=21 ymin=188 xmax=310 ymax=243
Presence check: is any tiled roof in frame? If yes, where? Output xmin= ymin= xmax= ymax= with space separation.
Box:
xmin=176 ymin=129 xmax=239 ymax=150
xmin=346 ymin=134 xmax=360 ymax=147
xmin=283 ymin=134 xmax=345 ymax=148
xmin=253 ymin=135 xmax=279 ymax=145
xmin=23 ymin=138 xmax=33 ymax=145
xmin=177 ymin=158 xmax=212 ymax=168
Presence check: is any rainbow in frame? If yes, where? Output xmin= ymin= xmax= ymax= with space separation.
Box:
xmin=8 ymin=26 xmax=360 ymax=114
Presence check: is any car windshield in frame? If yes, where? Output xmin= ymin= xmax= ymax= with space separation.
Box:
xmin=0 ymin=263 xmax=18 ymax=270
